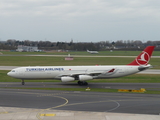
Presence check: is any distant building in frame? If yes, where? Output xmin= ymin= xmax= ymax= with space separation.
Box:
xmin=16 ymin=45 xmax=39 ymax=52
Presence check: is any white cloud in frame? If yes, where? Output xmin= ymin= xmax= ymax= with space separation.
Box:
xmin=1 ymin=0 xmax=160 ymax=19
xmin=1 ymin=0 xmax=160 ymax=41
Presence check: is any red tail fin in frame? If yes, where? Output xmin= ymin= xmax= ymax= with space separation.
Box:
xmin=127 ymin=46 xmax=155 ymax=66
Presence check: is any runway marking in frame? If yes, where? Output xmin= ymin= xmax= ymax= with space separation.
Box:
xmin=63 ymin=98 xmax=160 ymax=112
xmin=0 ymin=90 xmax=69 ymax=118
xmin=64 ymin=99 xmax=150 ymax=107
xmin=65 ymin=100 xmax=111 ymax=106
xmin=0 ymin=108 xmax=44 ymax=115
xmin=63 ymin=100 xmax=122 ymax=112
xmin=64 ymin=99 xmax=121 ymax=112
xmin=0 ymin=107 xmax=8 ymax=114
xmin=105 ymin=100 xmax=120 ymax=112
xmin=40 ymin=113 xmax=56 ymax=116
xmin=0 ymin=112 xmax=8 ymax=114
xmin=36 ymin=96 xmax=68 ymax=120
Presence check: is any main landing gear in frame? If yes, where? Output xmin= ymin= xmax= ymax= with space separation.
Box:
xmin=77 ymin=81 xmax=88 ymax=86
xmin=21 ymin=79 xmax=25 ymax=85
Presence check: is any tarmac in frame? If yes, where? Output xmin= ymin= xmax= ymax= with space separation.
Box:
xmin=0 ymin=88 xmax=160 ymax=120
xmin=0 ymin=107 xmax=160 ymax=120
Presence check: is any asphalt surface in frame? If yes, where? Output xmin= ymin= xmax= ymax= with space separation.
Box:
xmin=0 ymin=88 xmax=160 ymax=115
xmin=0 ymin=82 xmax=160 ymax=115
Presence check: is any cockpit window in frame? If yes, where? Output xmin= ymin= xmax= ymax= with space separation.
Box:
xmin=11 ymin=70 xmax=16 ymax=72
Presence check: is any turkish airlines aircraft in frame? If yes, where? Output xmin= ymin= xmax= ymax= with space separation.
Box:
xmin=7 ymin=46 xmax=155 ymax=85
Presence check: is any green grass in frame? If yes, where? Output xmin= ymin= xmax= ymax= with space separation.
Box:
xmin=0 ymin=56 xmax=159 ymax=69
xmin=0 ymin=70 xmax=19 ymax=82
xmin=1 ymin=50 xmax=160 ymax=56
xmin=2 ymin=87 xmax=160 ymax=94
xmin=1 ymin=87 xmax=118 ymax=92
xmin=0 ymin=49 xmax=159 ymax=68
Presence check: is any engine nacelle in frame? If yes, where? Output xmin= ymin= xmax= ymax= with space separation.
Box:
xmin=61 ymin=76 xmax=75 ymax=82
xmin=79 ymin=75 xmax=93 ymax=81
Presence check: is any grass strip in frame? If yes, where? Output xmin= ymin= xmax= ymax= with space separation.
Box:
xmin=0 ymin=56 xmax=159 ymax=69
xmin=2 ymin=87 xmax=160 ymax=94
xmin=1 ymin=50 xmax=160 ymax=56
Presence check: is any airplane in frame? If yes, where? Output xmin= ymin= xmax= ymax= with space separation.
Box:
xmin=7 ymin=46 xmax=155 ymax=86
xmin=87 ymin=50 xmax=99 ymax=54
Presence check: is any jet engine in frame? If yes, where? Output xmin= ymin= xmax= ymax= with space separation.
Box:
xmin=61 ymin=76 xmax=75 ymax=82
xmin=79 ymin=75 xmax=93 ymax=81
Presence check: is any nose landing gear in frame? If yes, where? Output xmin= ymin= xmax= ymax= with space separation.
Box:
xmin=21 ymin=79 xmax=25 ymax=85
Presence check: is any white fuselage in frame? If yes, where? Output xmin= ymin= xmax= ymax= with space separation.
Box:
xmin=7 ymin=65 xmax=142 ymax=80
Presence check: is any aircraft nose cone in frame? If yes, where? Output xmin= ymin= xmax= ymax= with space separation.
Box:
xmin=7 ymin=72 xmax=14 ymax=77
xmin=7 ymin=70 xmax=18 ymax=78
xmin=7 ymin=72 xmax=11 ymax=76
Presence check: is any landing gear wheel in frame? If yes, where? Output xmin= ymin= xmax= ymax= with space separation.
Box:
xmin=22 ymin=80 xmax=25 ymax=85
xmin=78 ymin=81 xmax=81 ymax=85
xmin=78 ymin=81 xmax=88 ymax=86
xmin=84 ymin=82 xmax=88 ymax=85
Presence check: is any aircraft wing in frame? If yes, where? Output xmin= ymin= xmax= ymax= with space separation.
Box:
xmin=58 ymin=68 xmax=116 ymax=77
xmin=58 ymin=72 xmax=102 ymax=77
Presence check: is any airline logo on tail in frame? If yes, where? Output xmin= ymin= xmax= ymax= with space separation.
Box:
xmin=128 ymin=46 xmax=155 ymax=66
xmin=136 ymin=51 xmax=150 ymax=65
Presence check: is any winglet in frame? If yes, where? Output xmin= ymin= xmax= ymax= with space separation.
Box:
xmin=127 ymin=46 xmax=155 ymax=66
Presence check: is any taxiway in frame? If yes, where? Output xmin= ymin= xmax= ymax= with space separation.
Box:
xmin=0 ymin=88 xmax=160 ymax=115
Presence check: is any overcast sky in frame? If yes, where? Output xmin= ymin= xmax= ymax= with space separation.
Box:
xmin=1 ymin=0 xmax=160 ymax=42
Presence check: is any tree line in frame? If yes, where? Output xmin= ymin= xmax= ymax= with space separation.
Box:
xmin=0 ymin=39 xmax=160 ymax=51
